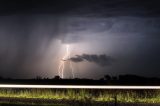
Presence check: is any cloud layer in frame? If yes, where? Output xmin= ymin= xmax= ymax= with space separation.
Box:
xmin=69 ymin=54 xmax=113 ymax=67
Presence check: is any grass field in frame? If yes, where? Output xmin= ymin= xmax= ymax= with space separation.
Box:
xmin=0 ymin=88 xmax=159 ymax=104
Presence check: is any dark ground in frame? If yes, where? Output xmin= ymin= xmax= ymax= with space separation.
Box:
xmin=0 ymin=97 xmax=159 ymax=106
xmin=0 ymin=74 xmax=160 ymax=85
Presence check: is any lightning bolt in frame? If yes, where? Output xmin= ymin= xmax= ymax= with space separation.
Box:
xmin=58 ymin=44 xmax=74 ymax=79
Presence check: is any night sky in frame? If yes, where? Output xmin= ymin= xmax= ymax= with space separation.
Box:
xmin=0 ymin=0 xmax=160 ymax=79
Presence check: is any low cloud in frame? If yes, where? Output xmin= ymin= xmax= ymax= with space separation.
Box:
xmin=69 ymin=54 xmax=113 ymax=67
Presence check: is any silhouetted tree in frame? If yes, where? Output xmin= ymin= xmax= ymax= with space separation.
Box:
xmin=99 ymin=78 xmax=104 ymax=81
xmin=112 ymin=76 xmax=117 ymax=80
xmin=36 ymin=76 xmax=42 ymax=80
xmin=104 ymin=75 xmax=111 ymax=80
xmin=54 ymin=76 xmax=61 ymax=80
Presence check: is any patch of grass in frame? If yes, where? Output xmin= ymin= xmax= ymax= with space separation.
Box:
xmin=0 ymin=89 xmax=159 ymax=103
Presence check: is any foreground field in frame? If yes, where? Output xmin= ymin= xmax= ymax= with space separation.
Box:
xmin=0 ymin=88 xmax=159 ymax=105
xmin=0 ymin=102 xmax=65 ymax=106
xmin=0 ymin=102 xmax=160 ymax=106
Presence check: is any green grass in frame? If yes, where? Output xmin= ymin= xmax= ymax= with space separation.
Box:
xmin=0 ymin=89 xmax=159 ymax=104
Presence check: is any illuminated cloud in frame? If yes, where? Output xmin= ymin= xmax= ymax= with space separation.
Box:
xmin=70 ymin=54 xmax=113 ymax=67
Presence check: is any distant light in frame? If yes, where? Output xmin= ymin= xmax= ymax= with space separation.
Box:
xmin=0 ymin=85 xmax=159 ymax=89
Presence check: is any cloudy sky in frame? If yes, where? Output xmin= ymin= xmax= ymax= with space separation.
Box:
xmin=0 ymin=0 xmax=160 ymax=79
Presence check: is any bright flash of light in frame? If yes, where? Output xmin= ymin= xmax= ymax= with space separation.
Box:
xmin=0 ymin=85 xmax=159 ymax=89
xmin=58 ymin=44 xmax=74 ymax=79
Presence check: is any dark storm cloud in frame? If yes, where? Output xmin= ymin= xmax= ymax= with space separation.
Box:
xmin=0 ymin=0 xmax=159 ymax=17
xmin=70 ymin=54 xmax=113 ymax=66
xmin=0 ymin=0 xmax=159 ymax=78
xmin=71 ymin=0 xmax=160 ymax=17
xmin=60 ymin=17 xmax=114 ymax=44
